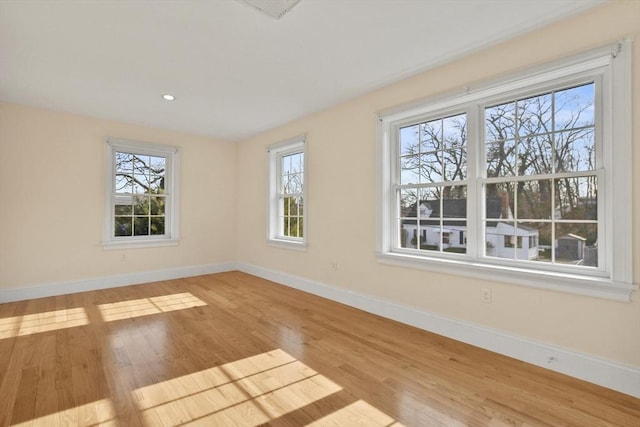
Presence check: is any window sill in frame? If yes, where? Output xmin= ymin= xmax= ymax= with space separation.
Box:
xmin=102 ymin=238 xmax=180 ymax=250
xmin=376 ymin=252 xmax=637 ymax=302
xmin=267 ymin=239 xmax=308 ymax=252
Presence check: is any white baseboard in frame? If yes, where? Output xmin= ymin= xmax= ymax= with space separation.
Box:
xmin=236 ymin=262 xmax=640 ymax=398
xmin=0 ymin=262 xmax=237 ymax=303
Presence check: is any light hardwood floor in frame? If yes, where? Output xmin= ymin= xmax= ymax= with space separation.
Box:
xmin=1 ymin=271 xmax=638 ymax=426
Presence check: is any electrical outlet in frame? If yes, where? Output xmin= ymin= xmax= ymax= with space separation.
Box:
xmin=331 ymin=262 xmax=338 ymax=271
xmin=481 ymin=288 xmax=492 ymax=303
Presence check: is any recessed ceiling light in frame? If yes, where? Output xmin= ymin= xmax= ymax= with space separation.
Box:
xmin=162 ymin=94 xmax=176 ymax=101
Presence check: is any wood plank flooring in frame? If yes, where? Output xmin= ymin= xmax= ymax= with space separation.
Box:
xmin=0 ymin=271 xmax=638 ymax=426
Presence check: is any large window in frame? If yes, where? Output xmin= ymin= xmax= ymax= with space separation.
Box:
xmin=268 ymin=136 xmax=306 ymax=248
xmin=103 ymin=139 xmax=179 ymax=248
xmin=378 ymin=43 xmax=634 ymax=300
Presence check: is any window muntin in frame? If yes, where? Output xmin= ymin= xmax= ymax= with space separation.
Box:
xmin=104 ymin=139 xmax=179 ymax=248
xmin=268 ymin=137 xmax=306 ymax=247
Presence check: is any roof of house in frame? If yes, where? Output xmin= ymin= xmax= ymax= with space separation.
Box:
xmin=402 ymin=197 xmax=503 ymax=227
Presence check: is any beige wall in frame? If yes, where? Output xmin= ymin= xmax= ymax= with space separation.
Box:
xmin=0 ymin=103 xmax=237 ymax=287
xmin=236 ymin=1 xmax=640 ymax=367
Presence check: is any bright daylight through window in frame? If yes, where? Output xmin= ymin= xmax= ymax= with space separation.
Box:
xmin=268 ymin=137 xmax=306 ymax=248
xmin=378 ymin=42 xmax=634 ymax=300
xmin=103 ymin=139 xmax=179 ymax=248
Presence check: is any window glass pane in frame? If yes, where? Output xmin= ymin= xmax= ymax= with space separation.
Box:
xmin=486 ymin=101 xmax=515 ymax=142
xmin=114 ymin=217 xmax=132 ymax=237
xmin=281 ymin=154 xmax=292 ymax=175
xmin=400 ymin=155 xmax=420 ymax=185
xmin=150 ymin=217 xmax=165 ymax=235
xmin=517 ymin=92 xmax=552 ymax=137
xmin=282 ymin=196 xmax=291 ymax=217
xmin=555 ymin=223 xmax=597 ymax=267
xmin=441 ymin=186 xmax=467 ymax=219
xmin=554 ymin=83 xmax=595 ymax=131
xmin=418 ymin=225 xmax=439 ymax=252
xmin=444 ymin=149 xmax=466 ymax=181
xmin=115 ymin=152 xmax=134 ymax=173
xmin=516 ymin=179 xmax=552 ymax=220
xmin=400 ymin=189 xmax=418 ymax=218
xmin=114 ymin=197 xmax=133 ymax=215
xmin=290 ymin=174 xmax=303 ymax=194
xmin=134 ymin=217 xmax=149 ymax=236
xmin=133 ymin=174 xmax=149 ymax=194
xmin=399 ymin=220 xmax=413 ymax=249
xmin=420 ymin=120 xmax=442 ymax=152
xmin=290 ymin=153 xmax=304 ymax=174
xmin=287 ymin=196 xmax=298 ymax=216
xmin=555 ymin=128 xmax=595 ymax=172
xmin=443 ymin=114 xmax=466 ymax=149
xmin=485 ymin=183 xmax=515 ymax=220
xmin=486 ymin=140 xmax=516 ymax=177
xmin=133 ymin=196 xmax=149 ymax=215
xmin=554 ymin=176 xmax=597 ymax=220
xmin=420 ymin=152 xmax=443 ymax=183
xmin=400 ymin=221 xmax=418 ymax=249
xmin=149 ymin=196 xmax=165 ymax=216
xmin=133 ymin=155 xmax=150 ymax=175
xmin=148 ymin=176 xmax=165 ymax=194
xmin=485 ymin=222 xmax=515 ymax=259
xmin=149 ymin=156 xmax=166 ymax=175
xmin=519 ymin=135 xmax=553 ymax=175
xmin=289 ymin=217 xmax=298 ymax=237
xmin=518 ymin=221 xmax=551 ymax=264
xmin=115 ymin=175 xmax=133 ymax=194
xmin=418 ymin=187 xmax=442 ymax=219
xmin=400 ymin=125 xmax=419 ymax=155
xmin=442 ymin=221 xmax=466 ymax=254
xmin=283 ymin=173 xmax=303 ymax=194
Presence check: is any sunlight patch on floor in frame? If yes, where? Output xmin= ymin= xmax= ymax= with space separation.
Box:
xmin=306 ymin=399 xmax=406 ymax=426
xmin=0 ymin=307 xmax=88 ymax=339
xmin=132 ymin=349 xmax=343 ymax=426
xmin=98 ymin=292 xmax=206 ymax=322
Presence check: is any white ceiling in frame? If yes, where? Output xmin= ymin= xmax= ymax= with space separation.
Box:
xmin=0 ymin=0 xmax=604 ymax=141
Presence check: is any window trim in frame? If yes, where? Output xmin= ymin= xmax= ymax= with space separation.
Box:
xmin=103 ymin=138 xmax=180 ymax=249
xmin=377 ymin=41 xmax=636 ymax=301
xmin=267 ymin=135 xmax=307 ymax=249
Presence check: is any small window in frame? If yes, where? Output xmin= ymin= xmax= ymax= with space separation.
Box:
xmin=268 ymin=136 xmax=306 ymax=248
xmin=103 ymin=139 xmax=179 ymax=249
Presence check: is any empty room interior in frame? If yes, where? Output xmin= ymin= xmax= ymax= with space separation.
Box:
xmin=1 ymin=1 xmax=640 ymax=426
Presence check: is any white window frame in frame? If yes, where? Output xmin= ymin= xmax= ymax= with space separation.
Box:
xmin=103 ymin=138 xmax=180 ymax=249
xmin=377 ymin=41 xmax=636 ymax=301
xmin=267 ymin=136 xmax=307 ymax=250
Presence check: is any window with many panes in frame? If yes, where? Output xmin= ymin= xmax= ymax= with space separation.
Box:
xmin=103 ymin=139 xmax=179 ymax=248
xmin=268 ymin=137 xmax=306 ymax=248
xmin=378 ymin=43 xmax=634 ymax=300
